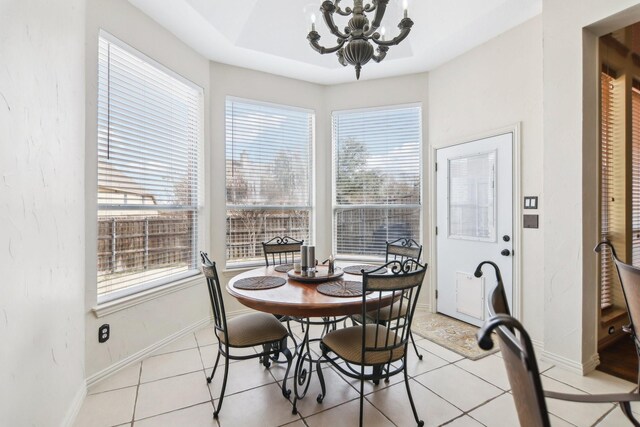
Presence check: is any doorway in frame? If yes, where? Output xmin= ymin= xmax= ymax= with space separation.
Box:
xmin=435 ymin=132 xmax=515 ymax=327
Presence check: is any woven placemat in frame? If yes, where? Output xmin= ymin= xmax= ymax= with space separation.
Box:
xmin=317 ymin=280 xmax=364 ymax=297
xmin=343 ymin=265 xmax=388 ymax=275
xmin=234 ymin=276 xmax=286 ymax=290
xmin=274 ymin=264 xmax=293 ymax=273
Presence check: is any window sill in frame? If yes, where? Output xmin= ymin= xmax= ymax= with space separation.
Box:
xmin=92 ymin=274 xmax=205 ymax=318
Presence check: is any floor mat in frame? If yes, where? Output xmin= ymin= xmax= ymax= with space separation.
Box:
xmin=412 ymin=312 xmax=498 ymax=360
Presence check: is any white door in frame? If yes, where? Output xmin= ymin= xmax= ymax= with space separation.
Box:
xmin=436 ymin=133 xmax=513 ymax=327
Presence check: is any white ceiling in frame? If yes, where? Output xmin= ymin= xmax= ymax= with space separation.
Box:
xmin=127 ymin=0 xmax=542 ymax=85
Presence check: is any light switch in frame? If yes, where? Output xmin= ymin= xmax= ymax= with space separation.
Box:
xmin=524 ymin=196 xmax=538 ymax=209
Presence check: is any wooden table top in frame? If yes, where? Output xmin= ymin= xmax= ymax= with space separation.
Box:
xmin=227 ymin=264 xmax=389 ymax=317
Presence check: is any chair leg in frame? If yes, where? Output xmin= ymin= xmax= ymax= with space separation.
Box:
xmin=213 ymin=356 xmax=230 ymax=419
xmin=359 ymin=376 xmax=365 ymax=427
xmin=620 ymin=401 xmax=640 ymax=427
xmin=409 ymin=331 xmax=423 ymax=360
xmin=316 ymin=358 xmax=326 ymax=403
xmin=280 ymin=338 xmax=293 ymax=399
xmin=402 ymin=357 xmax=424 ymax=426
xmin=206 ymin=350 xmax=222 ymax=384
xmin=372 ymin=365 xmax=382 ymax=386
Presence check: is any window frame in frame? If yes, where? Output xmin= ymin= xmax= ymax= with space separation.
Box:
xmin=224 ymin=96 xmax=316 ymax=268
xmin=331 ymin=103 xmax=423 ymax=261
xmin=96 ymin=30 xmax=205 ymax=304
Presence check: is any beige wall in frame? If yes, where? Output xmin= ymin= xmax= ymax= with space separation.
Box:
xmin=429 ymin=16 xmax=544 ymax=343
xmin=84 ymin=0 xmax=212 ymax=378
xmin=0 ymin=0 xmax=87 ymax=425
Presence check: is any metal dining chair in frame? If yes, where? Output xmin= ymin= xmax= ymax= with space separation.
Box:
xmin=476 ymin=260 xmax=640 ymax=427
xmin=595 ymin=240 xmax=640 ymax=390
xmin=316 ymin=259 xmax=427 ymax=427
xmin=352 ymin=238 xmax=425 ymax=359
xmin=262 ymin=235 xmax=305 ymax=333
xmin=200 ymin=252 xmax=293 ymax=418
xmin=262 ymin=236 xmax=304 ymax=266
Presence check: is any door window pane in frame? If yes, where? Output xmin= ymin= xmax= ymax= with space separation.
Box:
xmin=448 ymin=151 xmax=496 ymax=241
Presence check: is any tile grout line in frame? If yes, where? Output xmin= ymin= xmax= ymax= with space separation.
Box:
xmin=130 ymin=361 xmax=143 ymax=426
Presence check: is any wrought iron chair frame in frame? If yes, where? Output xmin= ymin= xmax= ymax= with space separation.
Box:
xmin=200 ymin=252 xmax=293 ymax=418
xmin=596 ymin=240 xmax=640 ymax=390
xmin=262 ymin=235 xmax=306 ymax=335
xmin=386 ymin=238 xmax=424 ymax=359
xmin=316 ymin=259 xmax=427 ymax=427
xmin=262 ymin=236 xmax=304 ymax=267
xmin=476 ymin=259 xmax=640 ymax=427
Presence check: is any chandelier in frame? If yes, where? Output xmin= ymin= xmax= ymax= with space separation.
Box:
xmin=307 ymin=0 xmax=414 ymax=79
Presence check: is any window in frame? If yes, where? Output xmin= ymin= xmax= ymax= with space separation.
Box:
xmin=97 ymin=32 xmax=203 ymax=303
xmin=225 ymin=98 xmax=314 ymax=265
xmin=332 ymin=105 xmax=422 ymax=258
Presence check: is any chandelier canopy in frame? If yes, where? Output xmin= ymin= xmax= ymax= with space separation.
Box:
xmin=307 ymin=0 xmax=414 ymax=80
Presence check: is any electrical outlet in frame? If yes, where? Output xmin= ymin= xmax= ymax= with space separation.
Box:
xmin=99 ymin=324 xmax=110 ymax=343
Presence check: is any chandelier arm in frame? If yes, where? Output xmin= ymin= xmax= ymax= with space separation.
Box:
xmin=371 ymin=45 xmax=389 ymax=63
xmin=333 ymin=0 xmax=352 ymax=16
xmin=371 ymin=17 xmax=413 ymax=46
xmin=320 ymin=3 xmax=349 ymax=39
xmin=363 ymin=0 xmax=387 ymax=36
xmin=363 ymin=1 xmax=377 ymax=13
xmin=307 ymin=34 xmax=346 ymax=54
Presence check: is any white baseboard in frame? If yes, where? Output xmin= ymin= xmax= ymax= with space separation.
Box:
xmin=540 ymin=350 xmax=600 ymax=375
xmin=416 ymin=303 xmax=431 ymax=312
xmin=86 ymin=316 xmax=212 ymax=388
xmin=61 ymin=382 xmax=87 ymax=427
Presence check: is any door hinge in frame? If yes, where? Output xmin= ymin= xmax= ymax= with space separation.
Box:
xmin=435 ymin=226 xmax=438 ymax=235
xmin=435 ymin=162 xmax=438 ymax=172
xmin=435 ymin=290 xmax=438 ymax=299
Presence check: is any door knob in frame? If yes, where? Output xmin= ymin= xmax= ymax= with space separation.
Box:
xmin=501 ymin=249 xmax=511 ymax=256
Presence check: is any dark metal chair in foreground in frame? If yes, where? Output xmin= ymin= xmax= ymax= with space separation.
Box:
xmin=262 ymin=236 xmax=304 ymax=266
xmin=476 ymin=260 xmax=640 ymax=427
xmin=200 ymin=252 xmax=293 ymax=418
xmin=351 ymin=238 xmax=425 ymax=360
xmin=596 ymin=240 xmax=640 ymax=390
xmin=316 ymin=259 xmax=427 ymax=427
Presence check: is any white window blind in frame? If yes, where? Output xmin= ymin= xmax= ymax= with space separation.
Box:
xmin=225 ymin=99 xmax=314 ymax=265
xmin=333 ymin=105 xmax=422 ymax=258
xmin=632 ymin=84 xmax=640 ymax=267
xmin=600 ymin=70 xmax=619 ymax=310
xmin=97 ymin=32 xmax=202 ymax=302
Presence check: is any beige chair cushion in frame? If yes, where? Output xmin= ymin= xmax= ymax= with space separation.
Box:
xmin=217 ymin=312 xmax=288 ymax=347
xmin=371 ymin=298 xmax=408 ymax=322
xmin=322 ymin=324 xmax=405 ymax=365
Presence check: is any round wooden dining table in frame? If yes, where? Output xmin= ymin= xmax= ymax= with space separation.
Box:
xmin=226 ymin=263 xmax=388 ymax=318
xmin=226 ymin=262 xmax=392 ymax=414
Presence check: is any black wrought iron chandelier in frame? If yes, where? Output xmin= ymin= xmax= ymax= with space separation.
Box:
xmin=307 ymin=0 xmax=414 ymax=79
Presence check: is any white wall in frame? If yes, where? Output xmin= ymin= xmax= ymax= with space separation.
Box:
xmin=84 ymin=0 xmax=212 ymax=378
xmin=0 ymin=0 xmax=87 ymax=425
xmin=429 ymin=17 xmax=544 ymax=342
xmin=542 ymin=0 xmax=640 ymax=372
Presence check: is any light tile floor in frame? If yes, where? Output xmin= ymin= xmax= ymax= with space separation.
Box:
xmin=75 ymin=320 xmax=640 ymax=427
